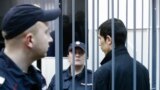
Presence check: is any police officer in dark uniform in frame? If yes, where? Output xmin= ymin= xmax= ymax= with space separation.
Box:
xmin=48 ymin=41 xmax=92 ymax=90
xmin=0 ymin=4 xmax=61 ymax=90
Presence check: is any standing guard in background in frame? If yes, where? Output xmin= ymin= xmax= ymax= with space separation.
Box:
xmin=48 ymin=41 xmax=92 ymax=90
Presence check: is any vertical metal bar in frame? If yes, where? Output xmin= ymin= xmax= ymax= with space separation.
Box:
xmin=157 ymin=1 xmax=159 ymax=89
xmin=148 ymin=0 xmax=151 ymax=74
xmin=152 ymin=0 xmax=157 ymax=89
xmin=108 ymin=0 xmax=110 ymax=19
xmin=97 ymin=0 xmax=99 ymax=69
xmin=141 ymin=0 xmax=144 ymax=64
xmin=117 ymin=0 xmax=119 ymax=18
xmin=111 ymin=0 xmax=115 ymax=90
xmin=35 ymin=0 xmax=42 ymax=71
xmin=85 ymin=0 xmax=88 ymax=90
xmin=133 ymin=0 xmax=137 ymax=90
xmin=159 ymin=1 xmax=160 ymax=89
xmin=71 ymin=0 xmax=75 ymax=90
xmin=92 ymin=0 xmax=95 ymax=90
xmin=55 ymin=0 xmax=63 ymax=90
xmin=126 ymin=0 xmax=128 ymax=48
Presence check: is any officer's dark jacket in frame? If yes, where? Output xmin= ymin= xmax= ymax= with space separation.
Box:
xmin=0 ymin=50 xmax=46 ymax=90
xmin=94 ymin=46 xmax=150 ymax=90
xmin=48 ymin=67 xmax=93 ymax=90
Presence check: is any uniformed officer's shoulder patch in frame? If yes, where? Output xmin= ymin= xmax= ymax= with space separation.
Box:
xmin=0 ymin=76 xmax=5 ymax=86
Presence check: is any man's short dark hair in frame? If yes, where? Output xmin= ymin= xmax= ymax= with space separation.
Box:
xmin=98 ymin=18 xmax=127 ymax=47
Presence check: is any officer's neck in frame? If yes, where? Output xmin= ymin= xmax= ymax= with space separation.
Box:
xmin=4 ymin=48 xmax=32 ymax=73
xmin=71 ymin=65 xmax=84 ymax=75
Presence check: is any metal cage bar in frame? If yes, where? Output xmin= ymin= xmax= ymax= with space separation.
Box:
xmin=92 ymin=0 xmax=95 ymax=90
xmin=117 ymin=0 xmax=119 ymax=18
xmin=108 ymin=0 xmax=110 ymax=19
xmin=85 ymin=0 xmax=89 ymax=90
xmin=141 ymin=0 xmax=144 ymax=64
xmin=111 ymin=0 xmax=115 ymax=90
xmin=55 ymin=0 xmax=63 ymax=89
xmin=152 ymin=0 xmax=157 ymax=89
xmin=71 ymin=0 xmax=76 ymax=90
xmin=96 ymin=0 xmax=100 ymax=70
xmin=126 ymin=0 xmax=128 ymax=48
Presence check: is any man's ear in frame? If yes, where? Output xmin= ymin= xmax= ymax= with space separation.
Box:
xmin=106 ymin=35 xmax=112 ymax=45
xmin=24 ymin=33 xmax=33 ymax=48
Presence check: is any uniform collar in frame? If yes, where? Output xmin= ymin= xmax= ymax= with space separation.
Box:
xmin=0 ymin=50 xmax=25 ymax=76
xmin=1 ymin=50 xmax=31 ymax=76
xmin=0 ymin=50 xmax=45 ymax=85
xmin=100 ymin=46 xmax=129 ymax=65
xmin=64 ymin=66 xmax=86 ymax=81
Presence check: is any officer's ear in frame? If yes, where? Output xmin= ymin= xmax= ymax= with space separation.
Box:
xmin=24 ymin=33 xmax=34 ymax=48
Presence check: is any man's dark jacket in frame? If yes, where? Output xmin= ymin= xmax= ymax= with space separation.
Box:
xmin=94 ymin=46 xmax=150 ymax=90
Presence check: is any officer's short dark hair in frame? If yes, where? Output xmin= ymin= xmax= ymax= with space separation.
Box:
xmin=98 ymin=18 xmax=127 ymax=47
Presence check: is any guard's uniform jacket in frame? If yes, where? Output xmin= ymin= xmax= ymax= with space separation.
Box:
xmin=48 ymin=67 xmax=93 ymax=90
xmin=0 ymin=50 xmax=46 ymax=90
xmin=94 ymin=46 xmax=150 ymax=90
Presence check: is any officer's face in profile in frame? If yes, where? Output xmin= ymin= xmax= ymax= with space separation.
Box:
xmin=68 ymin=47 xmax=85 ymax=66
xmin=31 ymin=21 xmax=53 ymax=59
